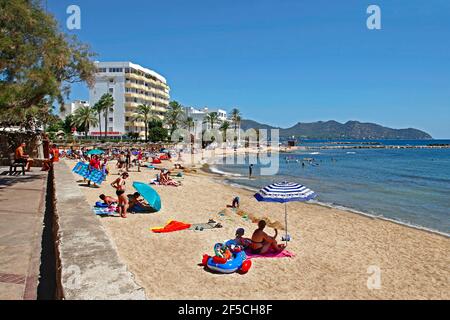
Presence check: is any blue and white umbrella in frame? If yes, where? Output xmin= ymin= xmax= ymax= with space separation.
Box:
xmin=254 ymin=181 xmax=317 ymax=245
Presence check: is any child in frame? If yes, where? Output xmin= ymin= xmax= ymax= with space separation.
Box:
xmin=232 ymin=196 xmax=240 ymax=208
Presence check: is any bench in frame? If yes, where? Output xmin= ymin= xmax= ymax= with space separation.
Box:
xmin=9 ymin=153 xmax=26 ymax=175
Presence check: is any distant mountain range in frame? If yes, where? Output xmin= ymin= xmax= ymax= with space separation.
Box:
xmin=240 ymin=120 xmax=432 ymax=140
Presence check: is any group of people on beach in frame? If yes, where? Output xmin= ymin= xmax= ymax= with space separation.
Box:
xmin=233 ymin=220 xmax=285 ymax=254
xmin=228 ymin=197 xmax=285 ymax=254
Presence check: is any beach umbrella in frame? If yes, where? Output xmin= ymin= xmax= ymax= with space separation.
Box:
xmin=86 ymin=149 xmax=105 ymax=155
xmin=133 ymin=182 xmax=162 ymax=212
xmin=254 ymin=181 xmax=317 ymax=245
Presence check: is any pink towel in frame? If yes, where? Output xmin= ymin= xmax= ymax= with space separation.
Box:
xmin=245 ymin=249 xmax=295 ymax=259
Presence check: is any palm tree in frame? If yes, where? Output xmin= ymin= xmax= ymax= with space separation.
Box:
xmin=97 ymin=93 xmax=114 ymax=139
xmin=132 ymin=104 xmax=155 ymax=142
xmin=203 ymin=112 xmax=221 ymax=130
xmin=73 ymin=106 xmax=98 ymax=138
xmin=183 ymin=116 xmax=195 ymax=132
xmin=219 ymin=120 xmax=231 ymax=142
xmin=230 ymin=108 xmax=242 ymax=132
xmin=93 ymin=101 xmax=104 ymax=138
xmin=165 ymin=101 xmax=184 ymax=135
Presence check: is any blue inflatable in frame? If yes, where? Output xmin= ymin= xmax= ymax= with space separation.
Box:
xmin=202 ymin=242 xmax=252 ymax=274
xmin=72 ymin=162 xmax=106 ymax=185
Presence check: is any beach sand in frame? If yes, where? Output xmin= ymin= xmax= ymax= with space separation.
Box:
xmin=65 ymin=158 xmax=450 ymax=300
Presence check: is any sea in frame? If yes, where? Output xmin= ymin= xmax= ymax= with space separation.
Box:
xmin=210 ymin=140 xmax=450 ymax=236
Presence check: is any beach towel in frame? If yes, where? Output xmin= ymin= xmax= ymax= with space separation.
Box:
xmin=152 ymin=220 xmax=191 ymax=233
xmin=244 ymin=249 xmax=295 ymax=259
xmin=93 ymin=206 xmax=118 ymax=217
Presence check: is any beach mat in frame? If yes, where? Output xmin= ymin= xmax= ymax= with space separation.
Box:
xmin=93 ymin=206 xmax=119 ymax=217
xmin=244 ymin=249 xmax=295 ymax=259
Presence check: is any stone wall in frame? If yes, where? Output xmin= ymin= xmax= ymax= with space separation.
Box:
xmin=52 ymin=161 xmax=146 ymax=300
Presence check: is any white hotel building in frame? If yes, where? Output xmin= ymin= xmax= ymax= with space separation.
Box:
xmin=89 ymin=61 xmax=170 ymax=139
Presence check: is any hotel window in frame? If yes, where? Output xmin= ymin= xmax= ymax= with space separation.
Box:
xmin=108 ymin=127 xmax=113 ymax=132
xmin=109 ymin=118 xmax=113 ymax=122
xmin=109 ymin=88 xmax=114 ymax=93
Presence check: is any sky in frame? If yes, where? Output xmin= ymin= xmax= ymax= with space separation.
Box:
xmin=47 ymin=0 xmax=450 ymax=138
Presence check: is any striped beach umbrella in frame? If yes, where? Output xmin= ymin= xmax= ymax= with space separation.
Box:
xmin=254 ymin=181 xmax=317 ymax=245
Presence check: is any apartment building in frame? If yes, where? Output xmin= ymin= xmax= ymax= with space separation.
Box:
xmin=59 ymin=100 xmax=90 ymax=120
xmin=89 ymin=61 xmax=170 ymax=138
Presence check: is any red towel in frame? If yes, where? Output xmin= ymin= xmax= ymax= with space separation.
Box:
xmin=152 ymin=220 xmax=192 ymax=233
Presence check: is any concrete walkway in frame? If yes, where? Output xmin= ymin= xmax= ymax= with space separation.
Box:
xmin=54 ymin=161 xmax=146 ymax=299
xmin=0 ymin=168 xmax=47 ymax=300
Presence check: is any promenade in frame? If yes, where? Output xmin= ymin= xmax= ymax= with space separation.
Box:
xmin=0 ymin=168 xmax=47 ymax=300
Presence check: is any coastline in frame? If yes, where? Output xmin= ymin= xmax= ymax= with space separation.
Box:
xmin=205 ymin=163 xmax=450 ymax=239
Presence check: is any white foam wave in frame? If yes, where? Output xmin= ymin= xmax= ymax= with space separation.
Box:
xmin=209 ymin=166 xmax=243 ymax=177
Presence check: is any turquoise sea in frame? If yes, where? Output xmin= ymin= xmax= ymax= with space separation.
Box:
xmin=212 ymin=140 xmax=450 ymax=236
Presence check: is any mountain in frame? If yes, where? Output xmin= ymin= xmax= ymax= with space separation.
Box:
xmin=240 ymin=120 xmax=432 ymax=140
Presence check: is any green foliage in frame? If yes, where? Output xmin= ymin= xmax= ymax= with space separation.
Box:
xmin=147 ymin=120 xmax=168 ymax=142
xmin=72 ymin=105 xmax=98 ymax=137
xmin=132 ymin=104 xmax=156 ymax=142
xmin=203 ymin=112 xmax=221 ymax=129
xmin=126 ymin=132 xmax=140 ymax=141
xmin=0 ymin=0 xmax=96 ymax=129
xmin=98 ymin=93 xmax=114 ymax=138
xmin=165 ymin=101 xmax=184 ymax=135
xmin=230 ymin=108 xmax=242 ymax=131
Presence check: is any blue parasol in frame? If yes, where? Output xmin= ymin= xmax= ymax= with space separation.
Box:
xmin=133 ymin=182 xmax=162 ymax=212
xmin=86 ymin=149 xmax=105 ymax=155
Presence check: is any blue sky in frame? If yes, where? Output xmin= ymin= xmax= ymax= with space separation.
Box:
xmin=47 ymin=0 xmax=450 ymax=138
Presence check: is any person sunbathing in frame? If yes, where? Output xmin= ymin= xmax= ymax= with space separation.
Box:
xmin=250 ymin=220 xmax=285 ymax=254
xmin=99 ymin=194 xmax=118 ymax=206
xmin=128 ymin=192 xmax=153 ymax=213
xmin=159 ymin=169 xmax=180 ymax=186
xmin=174 ymin=163 xmax=185 ymax=169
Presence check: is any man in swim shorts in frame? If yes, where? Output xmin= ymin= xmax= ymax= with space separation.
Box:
xmin=15 ymin=142 xmax=34 ymax=172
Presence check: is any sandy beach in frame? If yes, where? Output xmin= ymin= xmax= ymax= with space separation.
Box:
xmin=65 ymin=157 xmax=450 ymax=300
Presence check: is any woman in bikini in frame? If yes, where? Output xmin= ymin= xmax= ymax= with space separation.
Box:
xmin=250 ymin=220 xmax=285 ymax=254
xmin=111 ymin=172 xmax=129 ymax=218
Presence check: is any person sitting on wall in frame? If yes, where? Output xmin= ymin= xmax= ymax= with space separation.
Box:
xmin=15 ymin=142 xmax=34 ymax=172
